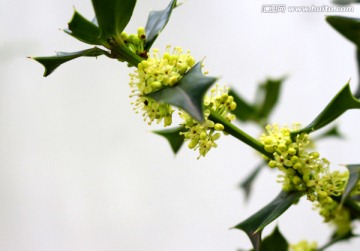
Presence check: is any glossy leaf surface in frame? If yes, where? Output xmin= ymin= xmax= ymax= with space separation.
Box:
xmin=326 ymin=16 xmax=360 ymax=47
xmin=91 ymin=0 xmax=136 ymax=42
xmin=291 ymin=83 xmax=360 ymax=136
xmin=144 ymin=0 xmax=177 ymax=51
xmin=260 ymin=226 xmax=288 ymax=251
xmin=149 ymin=62 xmax=217 ymax=122
xmin=32 ymin=47 xmax=109 ymax=77
xmin=234 ymin=190 xmax=303 ymax=251
xmin=64 ymin=9 xmax=101 ymax=45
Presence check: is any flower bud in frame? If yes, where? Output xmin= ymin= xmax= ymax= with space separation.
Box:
xmin=137 ymin=27 xmax=146 ymax=39
xmin=214 ymin=123 xmax=224 ymax=131
xmin=164 ymin=116 xmax=172 ymax=126
xmin=188 ymin=138 xmax=198 ymax=149
xmin=150 ymin=81 xmax=162 ymax=90
xmin=121 ymin=31 xmax=129 ymax=42
xmin=288 ymin=147 xmax=296 ymax=155
xmin=310 ymin=152 xmax=320 ymax=159
xmin=269 ymin=160 xmax=277 ymax=168
xmin=211 ymin=133 xmax=221 ymax=141
xmin=264 ymin=145 xmax=274 ymax=153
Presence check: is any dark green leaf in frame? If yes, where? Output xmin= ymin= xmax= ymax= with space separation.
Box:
xmin=229 ymin=89 xmax=258 ymax=122
xmin=240 ymin=163 xmax=264 ymax=201
xmin=91 ymin=0 xmax=136 ymax=43
xmin=237 ymin=226 xmax=289 ymax=251
xmin=229 ymin=77 xmax=284 ymax=124
xmin=233 ymin=190 xmax=303 ymax=251
xmin=149 ymin=61 xmax=217 ymax=122
xmin=256 ymin=77 xmax=285 ymax=121
xmin=31 ymin=47 xmax=109 ymax=77
xmin=341 ymin=164 xmax=360 ymax=205
xmin=64 ymin=9 xmax=101 ymax=45
xmin=153 ymin=127 xmax=185 ymax=154
xmin=326 ymin=16 xmax=360 ymax=47
xmin=260 ymin=226 xmax=288 ymax=251
xmin=144 ymin=0 xmax=177 ymax=51
xmin=291 ymin=83 xmax=360 ymax=137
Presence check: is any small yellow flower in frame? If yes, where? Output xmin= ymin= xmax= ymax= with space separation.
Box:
xmin=121 ymin=27 xmax=147 ymax=57
xmin=129 ymin=46 xmax=195 ymax=126
xmin=180 ymin=85 xmax=236 ymax=158
xmin=130 ymin=96 xmax=173 ymax=126
xmin=131 ymin=46 xmax=195 ymax=93
xmin=260 ymin=123 xmax=357 ymax=233
xmin=289 ymin=240 xmax=317 ymax=251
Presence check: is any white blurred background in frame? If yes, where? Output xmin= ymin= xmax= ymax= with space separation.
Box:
xmin=1 ymin=0 xmax=360 ymax=250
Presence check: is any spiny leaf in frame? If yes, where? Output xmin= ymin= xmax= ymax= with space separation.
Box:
xmin=326 ymin=16 xmax=360 ymax=47
xmin=240 ymin=163 xmax=264 ymax=201
xmin=291 ymin=83 xmax=360 ymax=137
xmin=91 ymin=0 xmax=136 ymax=43
xmin=153 ymin=127 xmax=185 ymax=154
xmin=256 ymin=77 xmax=285 ymax=120
xmin=260 ymin=226 xmax=288 ymax=251
xmin=148 ymin=61 xmax=217 ymax=122
xmin=144 ymin=0 xmax=178 ymax=51
xmin=233 ymin=190 xmax=303 ymax=251
xmin=341 ymin=164 xmax=360 ymax=205
xmin=64 ymin=9 xmax=101 ymax=45
xmin=31 ymin=47 xmax=109 ymax=77
xmin=237 ymin=225 xmax=289 ymax=251
xmin=229 ymin=89 xmax=258 ymax=122
xmin=327 ymin=16 xmax=360 ymax=99
xmin=229 ymin=77 xmax=284 ymax=124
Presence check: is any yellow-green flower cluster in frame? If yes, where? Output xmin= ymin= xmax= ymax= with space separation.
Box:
xmin=121 ymin=27 xmax=147 ymax=57
xmin=289 ymin=240 xmax=317 ymax=251
xmin=130 ymin=96 xmax=173 ymax=126
xmin=260 ymin=124 xmax=327 ymax=192
xmin=129 ymin=45 xmax=237 ymax=157
xmin=313 ymin=171 xmax=352 ymax=235
xmin=180 ymin=85 xmax=236 ymax=158
xmin=259 ymin=124 xmax=354 ymax=233
xmin=129 ymin=46 xmax=195 ymax=126
xmin=134 ymin=46 xmax=195 ymax=94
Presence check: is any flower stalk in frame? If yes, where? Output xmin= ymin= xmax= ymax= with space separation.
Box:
xmin=105 ymin=37 xmax=143 ymax=67
xmin=209 ymin=111 xmax=273 ymax=159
